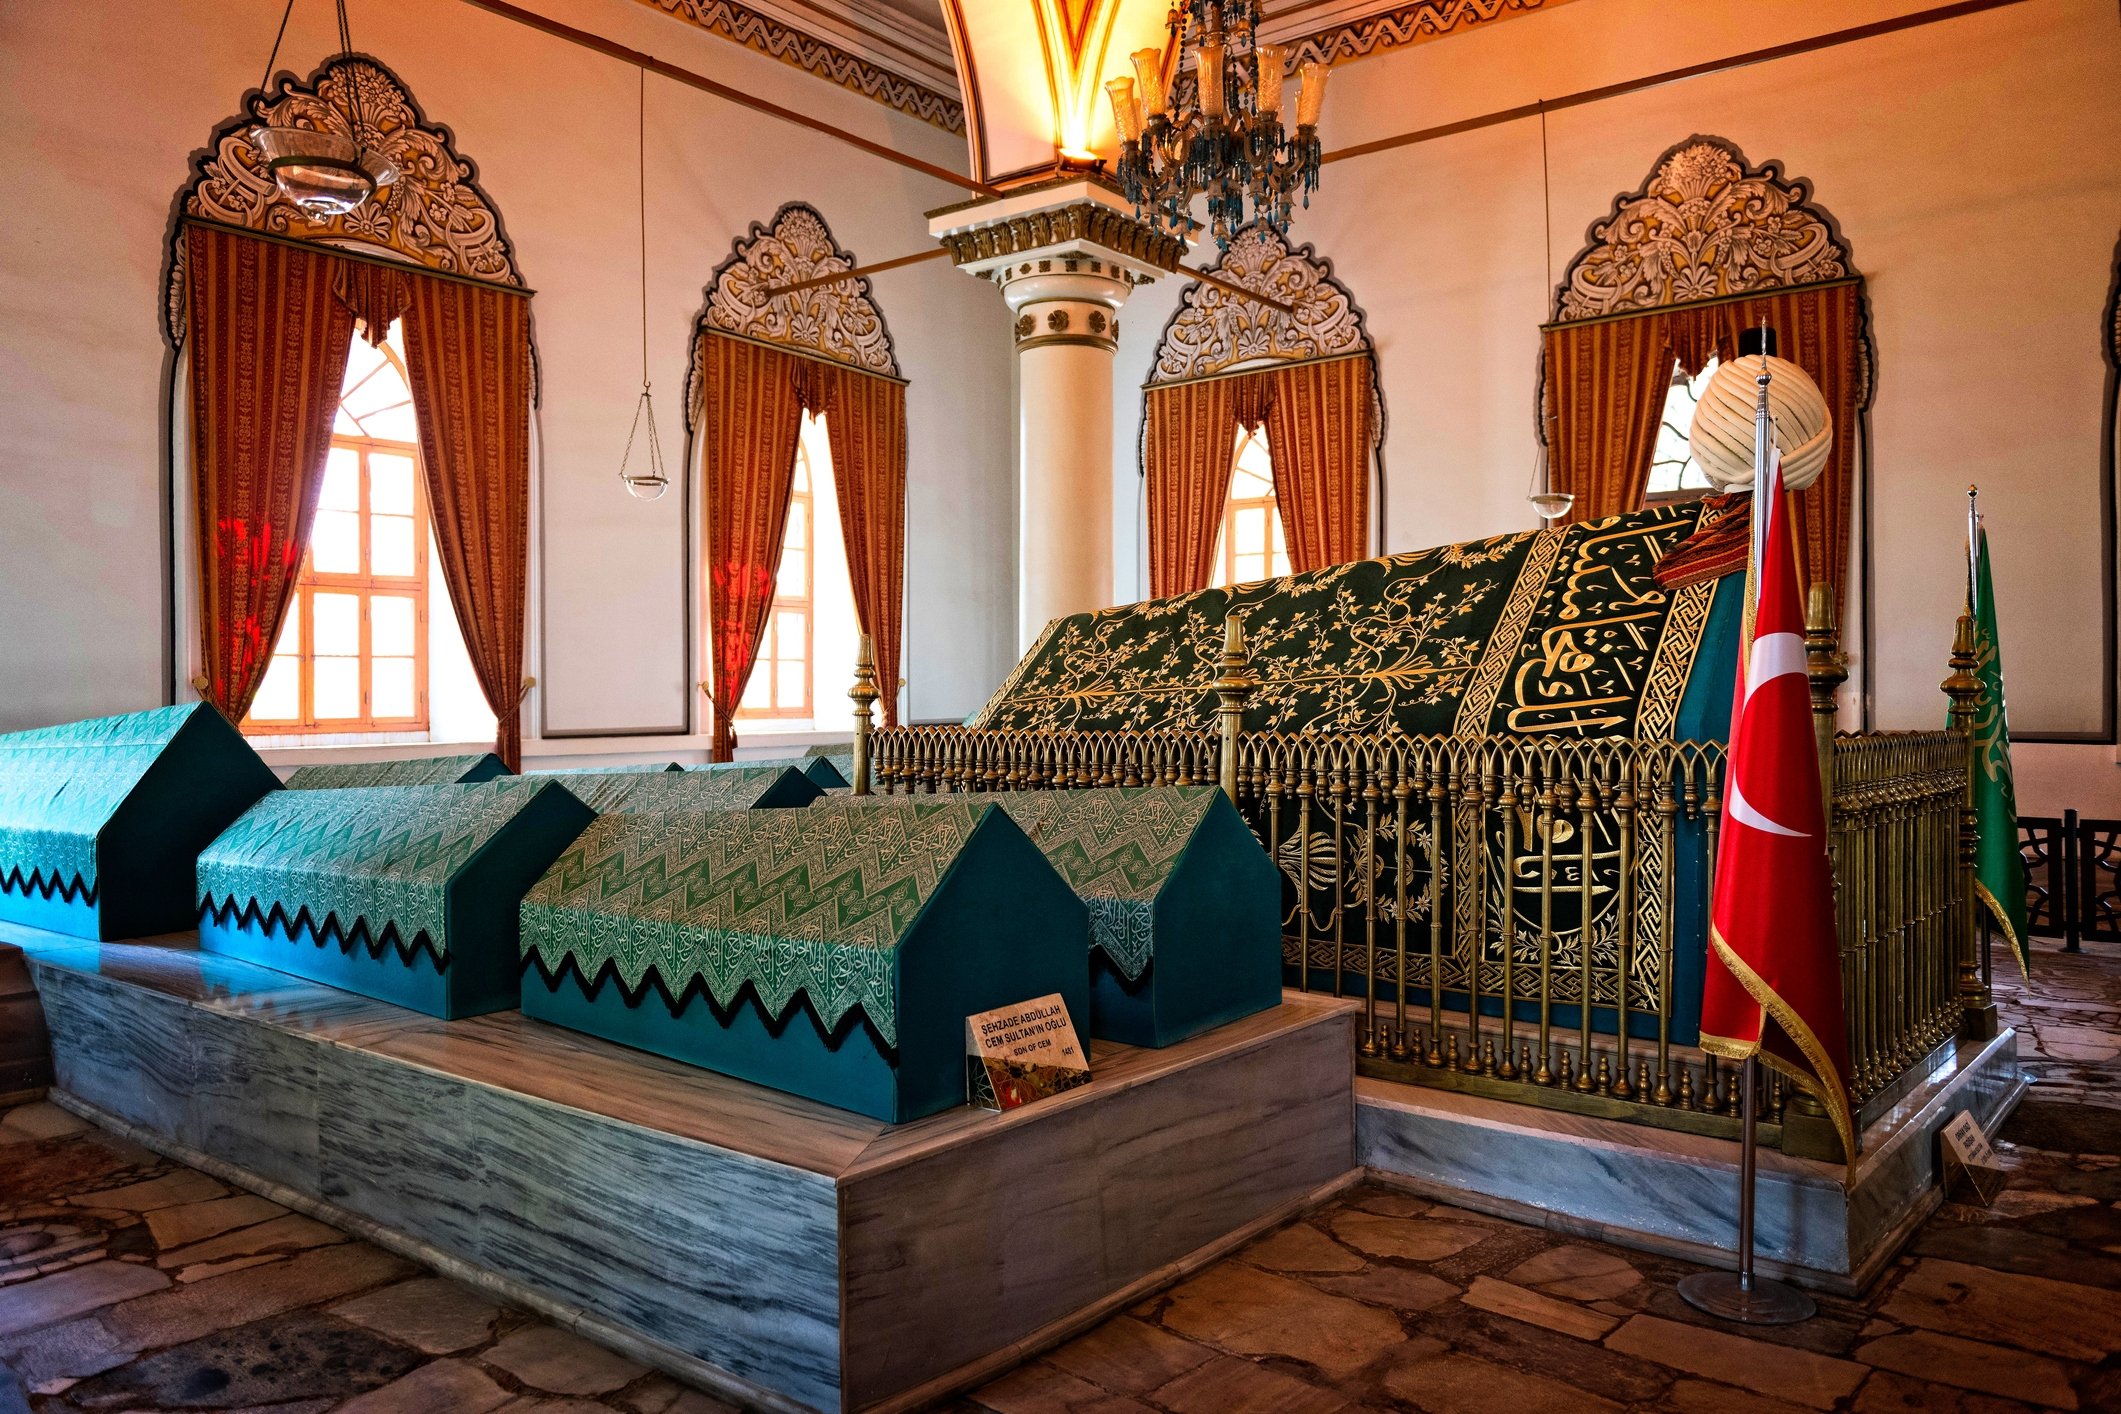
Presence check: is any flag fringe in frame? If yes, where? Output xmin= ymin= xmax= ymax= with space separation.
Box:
xmin=1973 ymin=878 xmax=2031 ymax=980
xmin=1702 ymin=923 xmax=1859 ymax=1162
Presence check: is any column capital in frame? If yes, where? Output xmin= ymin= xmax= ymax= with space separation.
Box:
xmin=927 ymin=176 xmax=1187 ymax=288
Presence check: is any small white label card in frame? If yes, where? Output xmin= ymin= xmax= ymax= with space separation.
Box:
xmin=967 ymin=994 xmax=1090 ymax=1112
xmin=1940 ymin=1109 xmax=2005 ymax=1206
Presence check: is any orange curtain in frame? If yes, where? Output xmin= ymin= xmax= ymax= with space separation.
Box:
xmin=1542 ymin=316 xmax=1677 ymax=526
xmin=399 ymin=275 xmax=536 ymax=771
xmin=1145 ymin=379 xmax=1243 ymax=596
xmin=331 ymin=261 xmax=413 ymax=347
xmin=697 ymin=334 xmax=810 ymax=759
xmin=1260 ymin=355 xmax=1374 ymax=572
xmin=186 ymin=225 xmax=357 ymax=721
xmin=819 ymin=367 xmax=907 ymax=729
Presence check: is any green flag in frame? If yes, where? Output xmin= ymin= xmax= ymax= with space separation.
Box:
xmin=1967 ymin=526 xmax=2030 ymax=974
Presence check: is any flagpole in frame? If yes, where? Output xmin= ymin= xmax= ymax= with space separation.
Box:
xmin=1679 ymin=323 xmax=1818 ymax=1327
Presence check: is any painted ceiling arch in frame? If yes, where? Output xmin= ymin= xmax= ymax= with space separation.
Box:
xmin=941 ymin=0 xmax=1175 ymax=185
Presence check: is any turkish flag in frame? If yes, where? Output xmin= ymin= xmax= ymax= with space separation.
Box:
xmin=1699 ymin=449 xmax=1856 ymax=1158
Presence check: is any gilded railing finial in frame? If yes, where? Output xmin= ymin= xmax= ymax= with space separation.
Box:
xmin=850 ymin=633 xmax=879 ymax=796
xmin=1942 ymin=606 xmax=1994 ymax=1037
xmin=1212 ymin=613 xmax=1254 ymax=799
xmin=1804 ymin=581 xmax=1846 ymax=812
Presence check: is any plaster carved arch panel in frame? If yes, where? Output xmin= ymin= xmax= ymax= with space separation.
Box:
xmin=1146 ymin=224 xmax=1385 ymax=462
xmin=1555 ymin=136 xmax=1852 ymax=322
xmin=1149 ymin=224 xmax=1373 ymax=384
xmin=163 ymin=56 xmax=525 ymax=347
xmin=686 ymin=203 xmax=901 ymax=427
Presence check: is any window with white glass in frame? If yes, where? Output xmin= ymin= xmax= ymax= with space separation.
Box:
xmin=1647 ymin=356 xmax=1718 ymax=501
xmin=733 ymin=412 xmax=860 ymax=731
xmin=242 ymin=326 xmax=494 ymax=745
xmin=1211 ymin=427 xmax=1291 ymax=587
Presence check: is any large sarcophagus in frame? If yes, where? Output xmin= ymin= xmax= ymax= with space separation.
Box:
xmin=519 ymin=800 xmax=1090 ymax=1121
xmin=890 ymin=504 xmax=1746 ymax=1054
xmin=0 ymin=705 xmax=279 ymax=940
xmin=197 ymin=780 xmax=595 ymax=1017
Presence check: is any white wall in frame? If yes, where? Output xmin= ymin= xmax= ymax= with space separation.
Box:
xmin=1113 ymin=0 xmax=2121 ymax=773
xmin=0 ymin=0 xmax=1016 ymax=742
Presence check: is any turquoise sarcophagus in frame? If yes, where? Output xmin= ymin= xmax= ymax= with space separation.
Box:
xmin=822 ymin=787 xmax=1280 ymax=1048
xmin=283 ymin=753 xmax=511 ymax=788
xmin=519 ymin=800 xmax=1090 ymax=1122
xmin=0 ymin=705 xmax=280 ymax=940
xmin=197 ymin=780 xmax=595 ymax=1018
xmin=537 ymin=765 xmax=820 ymax=813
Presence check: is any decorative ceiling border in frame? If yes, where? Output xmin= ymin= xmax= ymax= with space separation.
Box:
xmin=637 ymin=0 xmax=964 ymax=133
xmin=1274 ymin=0 xmax=1579 ymax=67
xmin=685 ymin=202 xmax=902 ymax=427
xmin=162 ymin=55 xmax=526 ymax=348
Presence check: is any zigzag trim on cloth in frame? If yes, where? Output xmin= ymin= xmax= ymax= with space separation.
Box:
xmin=0 ymin=866 xmax=98 ymax=907
xmin=522 ymin=947 xmax=891 ymax=1045
xmin=520 ymin=802 xmax=992 ymax=1049
xmin=196 ymin=895 xmax=447 ymax=974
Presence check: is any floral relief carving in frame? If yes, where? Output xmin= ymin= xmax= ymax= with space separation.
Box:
xmin=165 ymin=57 xmax=523 ymax=346
xmin=1555 ymin=138 xmax=1851 ymax=321
xmin=1148 ymin=224 xmax=1370 ymax=383
xmin=690 ymin=203 xmax=900 ymax=413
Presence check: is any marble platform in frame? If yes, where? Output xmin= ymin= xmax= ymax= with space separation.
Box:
xmin=3 ymin=923 xmax=1357 ymax=1413
xmin=1358 ymin=1029 xmax=2025 ymax=1293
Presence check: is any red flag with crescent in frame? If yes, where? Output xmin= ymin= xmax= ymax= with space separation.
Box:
xmin=1699 ymin=449 xmax=1856 ymax=1159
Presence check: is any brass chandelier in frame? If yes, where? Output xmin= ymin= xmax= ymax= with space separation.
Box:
xmin=1104 ymin=1 xmax=1331 ymax=249
xmin=250 ymin=0 xmax=398 ymax=218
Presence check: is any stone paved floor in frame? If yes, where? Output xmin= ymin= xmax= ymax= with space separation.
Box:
xmin=2 ymin=940 xmax=2116 ymax=1413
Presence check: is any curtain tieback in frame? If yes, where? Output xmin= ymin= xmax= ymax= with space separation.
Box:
xmin=188 ymin=674 xmax=211 ymax=694
xmin=517 ymin=676 xmax=537 ymax=703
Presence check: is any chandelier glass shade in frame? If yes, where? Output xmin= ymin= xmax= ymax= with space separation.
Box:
xmin=1105 ymin=1 xmax=1330 ymax=249
xmin=250 ymin=0 xmax=396 ymax=218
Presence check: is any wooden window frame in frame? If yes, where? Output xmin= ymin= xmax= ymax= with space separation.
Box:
xmin=736 ymin=439 xmax=816 ymax=721
xmin=243 ymin=346 xmax=433 ymax=736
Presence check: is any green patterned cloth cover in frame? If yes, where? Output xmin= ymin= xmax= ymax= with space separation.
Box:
xmin=0 ymin=706 xmax=199 ymax=895
xmin=519 ymin=767 xmax=813 ymax=815
xmin=539 ymin=763 xmax=683 ymax=775
xmin=695 ymin=756 xmax=850 ymax=788
xmin=977 ymin=501 xmax=1731 ymax=740
xmin=284 ymin=754 xmax=509 ymax=789
xmin=827 ymin=788 xmax=1214 ymax=981
xmin=199 ymin=779 xmax=571 ymax=960
xmin=521 ymin=800 xmax=1000 ymax=1047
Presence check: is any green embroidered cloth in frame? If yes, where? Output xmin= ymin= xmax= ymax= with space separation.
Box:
xmin=284 ymin=754 xmax=508 ymax=789
xmin=198 ymin=779 xmax=567 ymax=960
xmin=520 ymin=767 xmax=806 ymax=814
xmin=0 ymin=705 xmax=199 ymax=894
xmin=977 ymin=502 xmax=1726 ymax=740
xmin=521 ymin=800 xmax=996 ymax=1047
xmin=696 ymin=756 xmax=851 ymax=788
xmin=828 ymin=788 xmax=1213 ymax=980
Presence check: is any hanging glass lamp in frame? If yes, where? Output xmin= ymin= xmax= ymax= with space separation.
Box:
xmin=250 ymin=0 xmax=396 ymax=218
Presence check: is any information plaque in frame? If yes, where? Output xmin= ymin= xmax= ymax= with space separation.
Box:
xmin=967 ymin=994 xmax=1091 ymax=1111
xmin=1940 ymin=1109 xmax=2005 ymax=1206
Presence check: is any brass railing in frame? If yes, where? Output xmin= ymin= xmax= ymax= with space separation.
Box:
xmin=848 ymin=590 xmax=1989 ymax=1152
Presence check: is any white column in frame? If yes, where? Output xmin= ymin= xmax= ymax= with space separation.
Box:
xmin=1002 ymin=269 xmax=1129 ymax=649
xmin=930 ymin=180 xmax=1183 ymax=653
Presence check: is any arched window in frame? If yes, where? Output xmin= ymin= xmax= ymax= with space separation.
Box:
xmin=733 ymin=411 xmax=862 ymax=731
xmin=244 ymin=326 xmax=493 ymax=743
xmin=1211 ymin=429 xmax=1291 ymax=586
